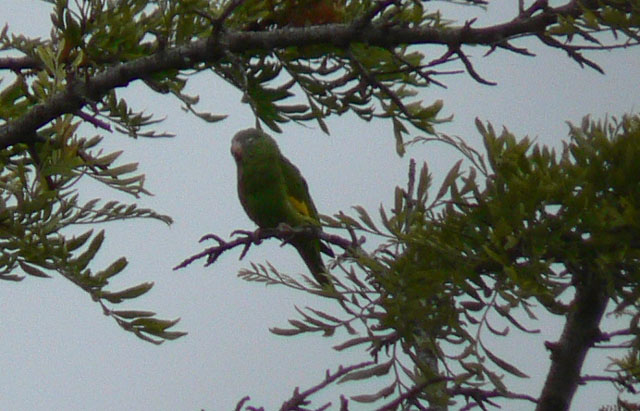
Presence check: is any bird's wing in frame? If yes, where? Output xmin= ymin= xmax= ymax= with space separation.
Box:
xmin=279 ymin=154 xmax=320 ymax=223
xmin=279 ymin=153 xmax=334 ymax=258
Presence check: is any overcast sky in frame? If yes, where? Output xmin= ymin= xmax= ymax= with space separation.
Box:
xmin=1 ymin=1 xmax=639 ymax=410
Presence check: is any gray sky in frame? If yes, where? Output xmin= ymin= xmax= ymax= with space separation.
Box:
xmin=1 ymin=1 xmax=639 ymax=410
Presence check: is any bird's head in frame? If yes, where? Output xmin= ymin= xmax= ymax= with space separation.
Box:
xmin=231 ymin=128 xmax=278 ymax=162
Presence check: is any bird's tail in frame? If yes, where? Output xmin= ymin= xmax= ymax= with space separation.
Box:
xmin=292 ymin=239 xmax=331 ymax=286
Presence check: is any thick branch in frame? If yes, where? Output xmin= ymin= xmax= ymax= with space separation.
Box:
xmin=536 ymin=276 xmax=609 ymax=411
xmin=0 ymin=56 xmax=41 ymax=71
xmin=0 ymin=1 xmax=600 ymax=149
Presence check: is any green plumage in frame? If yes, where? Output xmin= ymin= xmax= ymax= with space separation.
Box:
xmin=231 ymin=128 xmax=332 ymax=285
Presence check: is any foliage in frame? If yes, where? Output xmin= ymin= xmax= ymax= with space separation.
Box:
xmin=238 ymin=115 xmax=640 ymax=409
xmin=1 ymin=0 xmax=639 ymax=409
xmin=0 ymin=111 xmax=183 ymax=342
xmin=0 ymin=0 xmax=188 ymax=342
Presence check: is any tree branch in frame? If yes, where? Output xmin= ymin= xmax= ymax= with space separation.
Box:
xmin=0 ymin=1 xmax=620 ymax=150
xmin=580 ymin=374 xmax=638 ymax=394
xmin=279 ymin=362 xmax=374 ymax=411
xmin=454 ymin=386 xmax=539 ymax=410
xmin=174 ymin=226 xmax=360 ymax=271
xmin=234 ymin=362 xmax=374 ymax=411
xmin=536 ymin=275 xmax=609 ymax=411
xmin=0 ymin=55 xmax=41 ymax=71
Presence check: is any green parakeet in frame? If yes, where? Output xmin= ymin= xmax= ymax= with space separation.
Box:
xmin=231 ymin=128 xmax=333 ymax=285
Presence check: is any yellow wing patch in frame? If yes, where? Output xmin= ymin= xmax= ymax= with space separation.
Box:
xmin=288 ymin=195 xmax=311 ymax=217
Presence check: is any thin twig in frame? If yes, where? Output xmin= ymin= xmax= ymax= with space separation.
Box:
xmin=520 ymin=0 xmax=549 ymax=18
xmin=581 ymin=374 xmax=637 ymax=393
xmin=454 ymin=48 xmax=497 ymax=85
xmin=75 ymin=110 xmax=112 ymax=131
xmin=348 ymin=48 xmax=413 ymax=119
xmin=455 ymin=387 xmax=538 ymax=410
xmin=376 ymin=380 xmax=431 ymax=410
xmin=536 ymin=33 xmax=604 ymax=74
xmin=279 ymin=362 xmax=375 ymax=411
xmin=214 ymin=0 xmax=247 ymax=34
xmin=352 ymin=0 xmax=398 ymax=30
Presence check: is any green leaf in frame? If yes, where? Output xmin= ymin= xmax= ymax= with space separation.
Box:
xmin=351 ymin=382 xmax=395 ymax=403
xmin=393 ymin=117 xmax=407 ymax=156
xmin=339 ymin=360 xmax=393 ymax=383
xmin=435 ymin=159 xmax=462 ymax=202
xmin=353 ymin=205 xmax=378 ymax=232
xmin=193 ymin=111 xmax=228 ymax=123
xmin=416 ymin=161 xmax=430 ymax=204
xmin=94 ymin=257 xmax=128 ymax=281
xmin=98 ymin=282 xmax=154 ymax=303
xmin=484 ymin=346 xmax=530 ymax=378
xmin=93 ymin=150 xmax=123 ymax=167
xmin=112 ymin=310 xmax=156 ymax=319
xmin=19 ymin=261 xmax=51 ymax=278
xmin=270 ymin=327 xmax=307 ymax=336
xmin=70 ymin=230 xmax=105 ymax=270
xmin=131 ymin=317 xmax=180 ymax=332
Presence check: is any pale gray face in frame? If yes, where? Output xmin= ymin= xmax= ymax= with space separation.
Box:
xmin=231 ymin=128 xmax=262 ymax=162
xmin=230 ymin=128 xmax=278 ymax=163
xmin=231 ymin=129 xmax=253 ymax=162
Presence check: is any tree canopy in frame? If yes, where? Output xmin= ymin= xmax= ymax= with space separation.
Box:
xmin=1 ymin=0 xmax=640 ymax=410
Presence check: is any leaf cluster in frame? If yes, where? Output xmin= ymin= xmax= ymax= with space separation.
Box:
xmin=0 ymin=108 xmax=183 ymax=341
xmin=0 ymin=0 xmax=199 ymax=343
xmin=213 ymin=1 xmax=452 ymax=153
xmin=258 ymin=115 xmax=640 ymax=408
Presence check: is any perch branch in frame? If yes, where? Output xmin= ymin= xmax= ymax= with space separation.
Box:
xmin=174 ymin=225 xmax=361 ymax=270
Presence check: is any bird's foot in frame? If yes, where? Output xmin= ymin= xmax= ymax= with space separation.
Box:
xmin=230 ymin=228 xmax=264 ymax=245
xmin=275 ymin=223 xmax=296 ymax=246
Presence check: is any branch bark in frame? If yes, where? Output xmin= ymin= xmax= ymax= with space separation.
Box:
xmin=536 ymin=275 xmax=609 ymax=411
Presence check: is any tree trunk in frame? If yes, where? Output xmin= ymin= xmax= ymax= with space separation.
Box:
xmin=536 ymin=277 xmax=609 ymax=411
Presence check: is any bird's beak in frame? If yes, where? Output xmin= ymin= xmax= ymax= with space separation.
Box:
xmin=230 ymin=139 xmax=242 ymax=160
